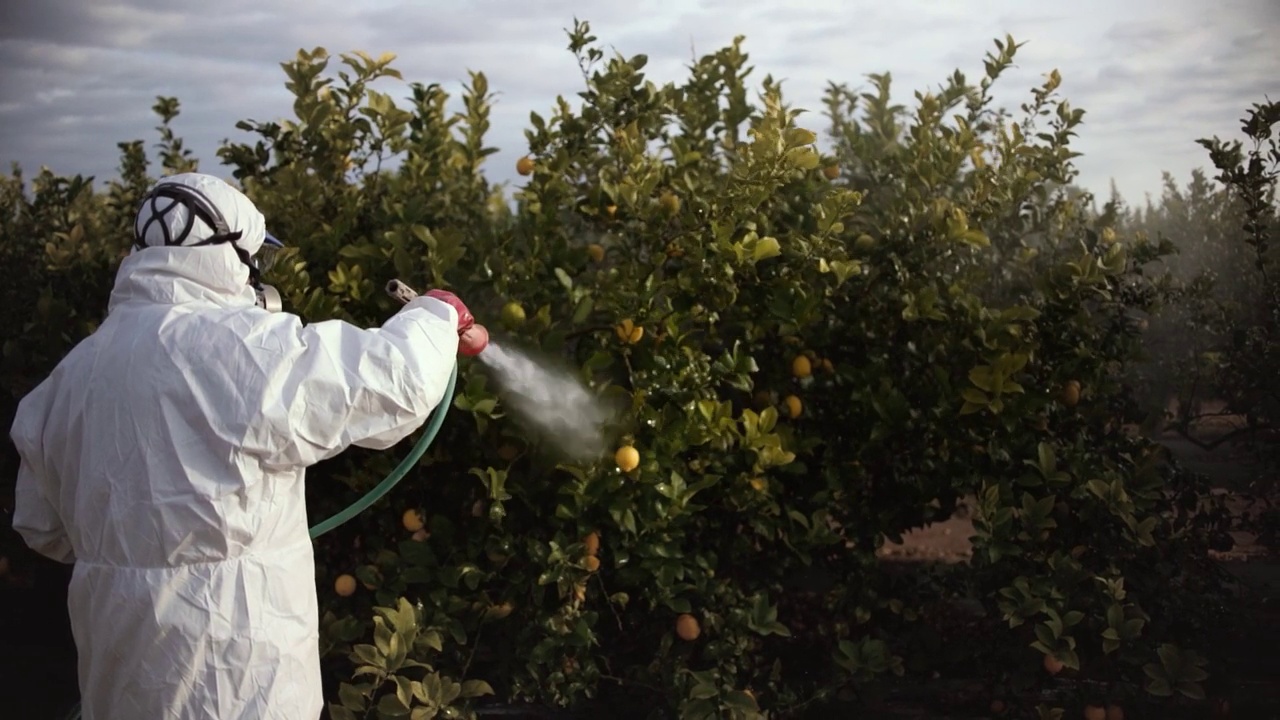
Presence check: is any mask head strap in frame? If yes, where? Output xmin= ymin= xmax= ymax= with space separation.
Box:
xmin=133 ymin=183 xmax=244 ymax=251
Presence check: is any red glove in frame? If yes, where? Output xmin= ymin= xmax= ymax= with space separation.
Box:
xmin=424 ymin=289 xmax=474 ymax=332
xmin=458 ymin=325 xmax=489 ymax=357
xmin=424 ymin=289 xmax=488 ymax=356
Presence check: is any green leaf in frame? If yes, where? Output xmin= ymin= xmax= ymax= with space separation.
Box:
xmin=376 ymin=691 xmax=411 ymax=717
xmin=1177 ymin=682 xmax=1206 ymax=700
xmin=394 ymin=675 xmax=414 ymax=708
xmin=681 ymin=698 xmax=719 ymax=720
xmin=818 ymin=258 xmax=862 ymax=285
xmin=761 ymin=621 xmax=791 ymax=637
xmin=786 ymin=127 xmax=818 ymax=146
xmin=330 ymin=706 xmax=359 ymax=720
xmin=460 ymin=679 xmax=495 ymax=698
xmin=338 ymin=683 xmax=368 ymax=710
xmin=784 ymin=146 xmax=820 ymax=170
xmin=1037 ymin=443 xmax=1056 ymax=476
xmin=752 ymin=236 xmax=781 ymax=262
xmin=554 ymin=267 xmax=573 ymax=291
xmin=969 ymin=366 xmax=994 ymax=391
xmin=1062 ymin=649 xmax=1081 ymax=670
xmin=418 ymin=629 xmax=443 ymax=653
xmin=572 ymin=295 xmax=594 ymax=324
xmin=688 ymin=682 xmax=719 ymax=700
xmin=724 ymin=689 xmax=759 ymax=711
xmin=1034 ymin=623 xmax=1057 ymax=648
xmin=1086 ymin=479 xmax=1110 ymax=499
xmin=666 ymin=596 xmax=693 ymax=614
xmin=1182 ymin=665 xmax=1210 ymax=683
xmin=353 ymin=644 xmax=385 ymax=669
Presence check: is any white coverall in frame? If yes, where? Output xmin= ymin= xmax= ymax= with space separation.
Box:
xmin=10 ymin=173 xmax=461 ymax=719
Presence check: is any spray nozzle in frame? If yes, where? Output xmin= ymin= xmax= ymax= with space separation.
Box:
xmin=386 ymin=279 xmax=419 ymax=305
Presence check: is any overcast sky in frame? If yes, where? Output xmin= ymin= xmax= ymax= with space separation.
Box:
xmin=1 ymin=0 xmax=1276 ymax=206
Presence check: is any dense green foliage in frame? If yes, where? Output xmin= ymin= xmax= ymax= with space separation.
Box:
xmin=2 ymin=21 xmax=1274 ymax=719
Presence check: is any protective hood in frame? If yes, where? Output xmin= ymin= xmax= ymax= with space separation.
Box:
xmin=116 ymin=172 xmax=273 ymax=313
xmin=134 ymin=172 xmax=269 ymax=256
xmin=108 ymin=243 xmax=258 ymax=312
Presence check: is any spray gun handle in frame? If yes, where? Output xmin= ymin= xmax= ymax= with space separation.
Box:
xmin=385 ymin=279 xmax=489 ymax=356
xmin=386 ymin=279 xmax=473 ymax=330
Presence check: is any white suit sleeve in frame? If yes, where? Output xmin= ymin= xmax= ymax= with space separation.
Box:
xmin=251 ymin=295 xmax=461 ymax=470
xmin=13 ymin=463 xmax=75 ymax=563
xmin=10 ymin=386 xmax=75 ymax=563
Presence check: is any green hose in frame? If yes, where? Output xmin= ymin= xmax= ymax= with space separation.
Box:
xmin=63 ymin=362 xmax=458 ymax=720
xmin=309 ymin=360 xmax=458 ymax=538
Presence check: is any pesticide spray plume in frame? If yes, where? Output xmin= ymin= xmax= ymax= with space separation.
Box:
xmin=386 ymin=279 xmax=619 ymax=462
xmin=474 ymin=341 xmax=621 ymax=462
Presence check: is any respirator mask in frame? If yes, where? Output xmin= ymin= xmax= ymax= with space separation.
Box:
xmin=133 ymin=182 xmax=285 ymax=312
xmin=250 ymin=235 xmax=284 ymax=312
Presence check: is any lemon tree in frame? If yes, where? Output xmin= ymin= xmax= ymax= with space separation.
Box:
xmin=0 ymin=20 xmax=1259 ymax=720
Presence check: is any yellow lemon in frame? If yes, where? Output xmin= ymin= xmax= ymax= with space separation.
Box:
xmin=659 ymin=190 xmax=681 ymax=215
xmin=792 ymin=355 xmax=812 ymax=378
xmin=676 ymin=613 xmax=701 ymax=641
xmin=402 ymin=508 xmax=424 ymax=533
xmin=615 ymin=445 xmax=640 ymax=472
xmin=1061 ymin=380 xmax=1081 ymax=407
xmin=784 ymin=395 xmax=802 ymax=419
xmin=334 ymin=574 xmax=357 ymax=597
xmin=615 ymin=319 xmax=644 ymax=344
xmin=500 ymin=302 xmax=526 ymax=328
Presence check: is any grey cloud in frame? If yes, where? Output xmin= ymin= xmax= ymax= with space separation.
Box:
xmin=1095 ymin=63 xmax=1136 ymax=81
xmin=0 ymin=0 xmax=102 ymax=45
xmin=2 ymin=0 xmax=276 ymax=50
xmin=360 ymin=7 xmax=558 ymax=48
xmin=1228 ymin=29 xmax=1268 ymax=54
xmin=993 ymin=11 xmax=1072 ymax=27
xmin=1225 ymin=0 xmax=1280 ymax=27
xmin=1103 ymin=20 xmax=1180 ymax=49
xmin=1 ymin=0 xmax=1276 ymax=206
xmin=360 ymin=1 xmax=639 ymax=47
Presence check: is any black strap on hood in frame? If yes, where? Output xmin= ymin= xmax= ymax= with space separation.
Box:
xmin=133 ymin=183 xmax=245 ymax=251
xmin=133 ymin=182 xmax=268 ymax=286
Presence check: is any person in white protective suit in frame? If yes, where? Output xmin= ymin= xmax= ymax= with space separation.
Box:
xmin=10 ymin=172 xmax=487 ymax=719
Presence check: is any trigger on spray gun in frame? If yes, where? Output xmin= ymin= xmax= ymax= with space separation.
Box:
xmin=385 ymin=279 xmax=490 ymax=357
